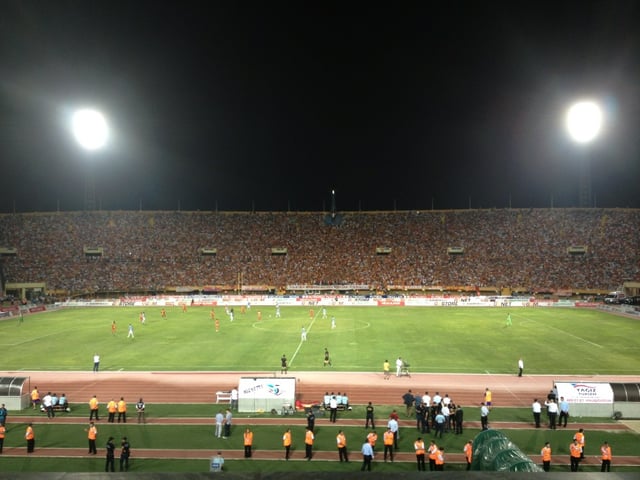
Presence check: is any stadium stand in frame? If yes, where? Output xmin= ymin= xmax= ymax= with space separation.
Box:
xmin=0 ymin=209 xmax=639 ymax=296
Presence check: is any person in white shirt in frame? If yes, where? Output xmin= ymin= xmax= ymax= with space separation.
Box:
xmin=42 ymin=392 xmax=54 ymax=418
xmin=387 ymin=417 xmax=399 ymax=448
xmin=230 ymin=389 xmax=238 ymax=411
xmin=93 ymin=353 xmax=100 ymax=373
xmin=480 ymin=403 xmax=490 ymax=430
xmin=395 ymin=357 xmax=403 ymax=377
xmin=440 ymin=404 xmax=450 ymax=432
xmin=545 ymin=399 xmax=558 ymax=429
xmin=215 ymin=411 xmax=224 ymax=438
xmin=422 ymin=392 xmax=431 ymax=407
xmin=532 ymin=398 xmax=542 ymax=428
xmin=329 ymin=396 xmax=338 ymax=423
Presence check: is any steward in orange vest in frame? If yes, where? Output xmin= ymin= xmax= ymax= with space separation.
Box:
xmin=570 ymin=440 xmax=582 ymax=472
xmin=25 ymin=423 xmax=35 ymax=452
xmin=600 ymin=441 xmax=612 ymax=472
xmin=107 ymin=399 xmax=117 ymax=423
xmin=282 ymin=429 xmax=292 ymax=461
xmin=464 ymin=440 xmax=474 ymax=471
xmin=435 ymin=447 xmax=445 ymax=471
xmin=117 ymin=398 xmax=127 ymax=423
xmin=336 ymin=430 xmax=348 ymax=462
xmin=383 ymin=429 xmax=394 ymax=462
xmin=541 ymin=442 xmax=551 ymax=472
xmin=428 ymin=441 xmax=438 ymax=471
xmin=304 ymin=427 xmax=314 ymax=460
xmin=243 ymin=428 xmax=253 ymax=458
xmin=414 ymin=437 xmax=426 ymax=471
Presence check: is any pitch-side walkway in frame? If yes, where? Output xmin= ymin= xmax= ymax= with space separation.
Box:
xmin=4 ymin=416 xmax=639 ymax=466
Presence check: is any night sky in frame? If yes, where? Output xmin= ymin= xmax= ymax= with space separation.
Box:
xmin=1 ymin=1 xmax=639 ymax=213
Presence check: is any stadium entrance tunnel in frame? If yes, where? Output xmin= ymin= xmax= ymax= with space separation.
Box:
xmin=470 ymin=429 xmax=542 ymax=472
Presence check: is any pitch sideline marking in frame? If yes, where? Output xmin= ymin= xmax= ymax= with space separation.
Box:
xmin=518 ymin=313 xmax=603 ymax=348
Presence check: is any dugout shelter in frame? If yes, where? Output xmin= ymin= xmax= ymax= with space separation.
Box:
xmin=555 ymin=380 xmax=640 ymax=418
xmin=0 ymin=376 xmax=30 ymax=410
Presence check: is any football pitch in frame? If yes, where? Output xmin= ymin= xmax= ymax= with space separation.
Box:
xmin=2 ymin=304 xmax=640 ymax=474
xmin=1 ymin=305 xmax=638 ymax=375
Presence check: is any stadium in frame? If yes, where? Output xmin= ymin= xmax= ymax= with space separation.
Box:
xmin=3 ymin=2 xmax=640 ymax=479
xmin=1 ymin=208 xmax=640 ymax=480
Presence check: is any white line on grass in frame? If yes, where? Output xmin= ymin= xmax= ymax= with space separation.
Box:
xmin=3 ymin=330 xmax=74 ymax=347
xmin=289 ymin=309 xmax=320 ymax=366
xmin=520 ymin=314 xmax=603 ymax=348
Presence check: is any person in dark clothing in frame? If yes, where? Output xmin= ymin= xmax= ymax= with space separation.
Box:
xmin=421 ymin=404 xmax=431 ymax=434
xmin=306 ymin=409 xmax=316 ymax=432
xmin=415 ymin=402 xmax=425 ymax=430
xmin=365 ymin=402 xmax=375 ymax=429
xmin=105 ymin=436 xmax=115 ymax=472
xmin=454 ymin=405 xmax=464 ymax=434
xmin=402 ymin=390 xmax=414 ymax=416
xmin=120 ymin=437 xmax=131 ymax=471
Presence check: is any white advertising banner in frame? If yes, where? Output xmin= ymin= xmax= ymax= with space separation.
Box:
xmin=555 ymin=381 xmax=614 ymax=404
xmin=237 ymin=377 xmax=296 ymax=413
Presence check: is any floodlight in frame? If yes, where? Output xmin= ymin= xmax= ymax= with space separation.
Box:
xmin=566 ymin=101 xmax=602 ymax=144
xmin=71 ymin=108 xmax=109 ymax=150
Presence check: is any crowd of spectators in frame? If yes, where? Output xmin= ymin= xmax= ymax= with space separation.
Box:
xmin=0 ymin=208 xmax=638 ymax=294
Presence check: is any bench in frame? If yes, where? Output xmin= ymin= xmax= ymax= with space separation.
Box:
xmin=41 ymin=404 xmax=71 ymax=413
xmin=322 ymin=401 xmax=350 ymax=411
xmin=216 ymin=391 xmax=232 ymax=403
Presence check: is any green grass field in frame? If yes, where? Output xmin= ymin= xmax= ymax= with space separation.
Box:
xmin=2 ymin=305 xmax=639 ymax=473
xmin=1 ymin=305 xmax=638 ymax=374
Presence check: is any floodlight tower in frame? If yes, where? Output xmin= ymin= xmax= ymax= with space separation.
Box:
xmin=565 ymin=100 xmax=603 ymax=208
xmin=70 ymin=108 xmax=109 ymax=210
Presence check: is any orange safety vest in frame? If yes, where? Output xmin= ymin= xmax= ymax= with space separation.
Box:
xmin=428 ymin=444 xmax=438 ymax=460
xmin=25 ymin=426 xmax=34 ymax=440
xmin=107 ymin=400 xmax=117 ymax=413
xmin=541 ymin=446 xmax=551 ymax=462
xmin=31 ymin=389 xmax=40 ymax=401
xmin=89 ymin=397 xmax=99 ymax=409
xmin=435 ymin=449 xmax=445 ymax=465
xmin=283 ymin=431 xmax=292 ymax=447
xmin=574 ymin=432 xmax=584 ymax=447
xmin=465 ymin=443 xmax=473 ymax=462
xmin=244 ymin=431 xmax=253 ymax=446
xmin=117 ymin=400 xmax=127 ymax=413
xmin=414 ymin=441 xmax=425 ymax=455
xmin=88 ymin=426 xmax=97 ymax=440
xmin=570 ymin=442 xmax=582 ymax=458
xmin=336 ymin=433 xmax=346 ymax=448
xmin=367 ymin=432 xmax=377 ymax=446
xmin=0 ymin=425 xmax=6 ymax=438
xmin=383 ymin=431 xmax=394 ymax=446
xmin=601 ymin=445 xmax=611 ymax=461
xmin=305 ymin=430 xmax=314 ymax=445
